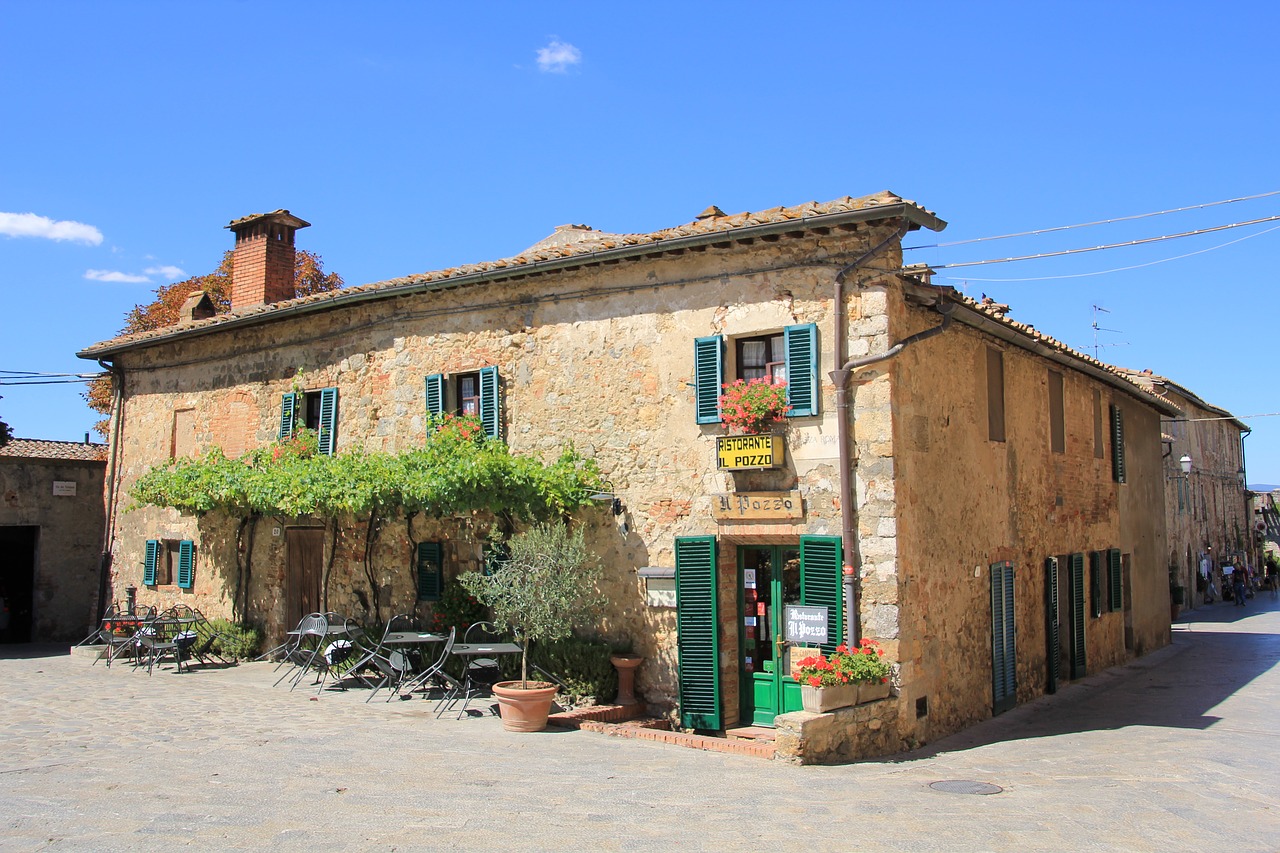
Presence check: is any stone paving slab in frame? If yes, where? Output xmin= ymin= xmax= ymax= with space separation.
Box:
xmin=1 ymin=596 xmax=1278 ymax=851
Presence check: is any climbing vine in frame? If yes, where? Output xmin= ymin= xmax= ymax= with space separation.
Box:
xmin=130 ymin=416 xmax=604 ymax=619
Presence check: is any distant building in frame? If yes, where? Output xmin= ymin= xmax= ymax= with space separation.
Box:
xmin=0 ymin=438 xmax=107 ymax=642
xmin=1117 ymin=370 xmax=1251 ymax=606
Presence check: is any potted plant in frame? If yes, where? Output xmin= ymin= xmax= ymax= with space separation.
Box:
xmin=795 ymin=639 xmax=893 ymax=712
xmin=459 ymin=521 xmax=603 ymax=732
xmin=718 ymin=378 xmax=790 ymax=434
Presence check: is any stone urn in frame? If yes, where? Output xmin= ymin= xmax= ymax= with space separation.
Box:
xmin=610 ymin=654 xmax=643 ymax=706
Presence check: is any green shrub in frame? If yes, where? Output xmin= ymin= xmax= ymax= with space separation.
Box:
xmin=527 ymin=634 xmax=621 ymax=705
xmin=206 ymin=618 xmax=263 ymax=661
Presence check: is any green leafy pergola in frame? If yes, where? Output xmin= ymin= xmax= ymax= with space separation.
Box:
xmin=130 ymin=419 xmax=604 ymax=622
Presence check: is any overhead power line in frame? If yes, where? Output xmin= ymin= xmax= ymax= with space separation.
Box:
xmin=904 ymin=189 xmax=1280 ymax=250
xmin=927 ymin=215 xmax=1280 ymax=271
xmin=934 ymin=222 xmax=1280 ymax=283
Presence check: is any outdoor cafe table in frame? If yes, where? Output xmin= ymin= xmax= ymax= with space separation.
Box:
xmin=448 ymin=642 xmax=522 ymax=658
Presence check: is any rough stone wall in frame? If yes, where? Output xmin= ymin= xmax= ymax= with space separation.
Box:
xmin=105 ymin=225 xmax=900 ymax=717
xmin=888 ymin=295 xmax=1168 ymax=748
xmin=0 ymin=457 xmax=105 ymax=640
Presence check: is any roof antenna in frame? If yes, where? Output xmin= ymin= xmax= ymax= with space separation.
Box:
xmin=1089 ymin=304 xmax=1128 ymax=359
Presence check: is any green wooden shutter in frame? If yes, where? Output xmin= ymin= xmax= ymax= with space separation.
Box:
xmin=143 ymin=540 xmax=159 ymax=586
xmin=1108 ymin=548 xmax=1123 ymax=612
xmin=1045 ymin=556 xmax=1060 ymax=694
xmin=800 ymin=535 xmax=843 ymax=655
xmin=424 ymin=374 xmax=445 ymax=423
xmin=784 ymin=323 xmax=819 ymax=418
xmin=1110 ymin=404 xmax=1126 ymax=483
xmin=1068 ymin=552 xmax=1087 ymax=679
xmin=693 ymin=336 xmax=723 ymax=425
xmin=1089 ymin=551 xmax=1103 ymax=618
xmin=675 ymin=536 xmax=721 ymax=730
xmin=990 ymin=561 xmax=1016 ymax=715
xmin=177 ymin=540 xmax=194 ymax=589
xmin=478 ymin=366 xmax=501 ymax=440
xmin=279 ymin=393 xmax=298 ymax=441
xmin=417 ymin=542 xmax=443 ymax=602
xmin=317 ymin=387 xmax=338 ymax=456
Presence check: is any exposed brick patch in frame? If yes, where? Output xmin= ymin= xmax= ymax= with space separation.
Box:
xmin=547 ymin=703 xmax=647 ymax=727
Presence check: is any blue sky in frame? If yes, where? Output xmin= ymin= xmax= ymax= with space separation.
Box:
xmin=2 ymin=3 xmax=1278 ymax=482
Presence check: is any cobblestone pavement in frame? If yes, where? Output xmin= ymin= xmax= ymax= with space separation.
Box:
xmin=2 ymin=596 xmax=1277 ymax=852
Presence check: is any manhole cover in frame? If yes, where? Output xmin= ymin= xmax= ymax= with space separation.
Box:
xmin=930 ymin=780 xmax=1004 ymax=795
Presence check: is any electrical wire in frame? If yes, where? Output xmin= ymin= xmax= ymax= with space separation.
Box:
xmin=904 ymin=189 xmax=1280 ymax=250
xmin=927 ymin=214 xmax=1280 ymax=271
xmin=933 ymin=222 xmax=1280 ymax=283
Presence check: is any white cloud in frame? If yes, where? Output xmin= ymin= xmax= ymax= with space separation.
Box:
xmin=536 ymin=39 xmax=581 ymax=73
xmin=145 ymin=265 xmax=186 ymax=280
xmin=0 ymin=212 xmax=103 ymax=245
xmin=85 ymin=269 xmax=151 ymax=284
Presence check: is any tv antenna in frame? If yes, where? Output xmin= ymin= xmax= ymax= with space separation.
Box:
xmin=1089 ymin=305 xmax=1128 ymax=359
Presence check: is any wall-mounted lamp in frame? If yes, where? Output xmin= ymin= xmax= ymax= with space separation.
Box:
xmin=1180 ymin=455 xmax=1193 ymax=477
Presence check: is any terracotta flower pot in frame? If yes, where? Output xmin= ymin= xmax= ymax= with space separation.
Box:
xmin=492 ymin=681 xmax=559 ymax=732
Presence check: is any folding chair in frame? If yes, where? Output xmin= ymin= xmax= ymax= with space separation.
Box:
xmin=343 ymin=614 xmax=415 ymax=701
xmin=450 ymin=621 xmax=505 ymax=718
xmin=308 ymin=615 xmax=363 ymax=695
xmin=93 ymin=605 xmax=155 ymax=668
xmin=388 ymin=626 xmax=455 ymax=702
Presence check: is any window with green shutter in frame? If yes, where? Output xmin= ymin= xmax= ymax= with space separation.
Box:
xmin=426 ymin=368 xmax=503 ymax=440
xmin=1067 ymin=552 xmax=1087 ymax=679
xmin=143 ymin=539 xmax=159 ymax=586
xmin=1108 ymin=548 xmax=1123 ymax=612
xmin=425 ymin=374 xmax=445 ymax=421
xmin=799 ymin=535 xmax=843 ymax=655
xmin=1089 ymin=552 xmax=1103 ymax=618
xmin=279 ymin=393 xmax=298 ymax=441
xmin=784 ymin=323 xmax=819 ymax=418
xmin=1045 ymin=556 xmax=1060 ymax=694
xmin=694 ymin=336 xmax=723 ymax=424
xmin=1110 ymin=403 xmax=1126 ymax=483
xmin=287 ymin=388 xmax=339 ymax=455
xmin=176 ymin=540 xmax=195 ymax=589
xmin=417 ymin=542 xmax=443 ymax=602
xmin=675 ymin=535 xmax=721 ymax=730
xmin=990 ymin=561 xmax=1016 ymax=715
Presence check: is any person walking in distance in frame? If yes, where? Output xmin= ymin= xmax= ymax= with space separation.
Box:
xmin=1232 ymin=560 xmax=1248 ymax=608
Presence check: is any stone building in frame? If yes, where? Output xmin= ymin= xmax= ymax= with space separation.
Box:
xmin=1118 ymin=370 xmax=1251 ymax=609
xmin=78 ymin=192 xmax=1176 ymax=760
xmin=0 ymin=438 xmax=107 ymax=642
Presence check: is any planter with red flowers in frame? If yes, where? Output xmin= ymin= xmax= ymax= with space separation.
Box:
xmin=794 ymin=639 xmax=894 ymax=713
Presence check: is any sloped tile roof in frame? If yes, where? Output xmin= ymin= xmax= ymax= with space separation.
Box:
xmin=80 ymin=191 xmax=942 ymax=356
xmin=0 ymin=438 xmax=108 ymax=462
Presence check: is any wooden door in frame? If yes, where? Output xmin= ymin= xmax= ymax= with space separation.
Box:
xmin=285 ymin=528 xmax=325 ymax=629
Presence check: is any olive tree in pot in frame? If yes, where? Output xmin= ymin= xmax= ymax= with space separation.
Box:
xmin=459 ymin=521 xmax=603 ymax=732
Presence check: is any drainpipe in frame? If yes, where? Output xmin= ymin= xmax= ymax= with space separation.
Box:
xmin=830 ymin=223 xmax=952 ymax=647
xmin=95 ymin=358 xmax=124 ymax=620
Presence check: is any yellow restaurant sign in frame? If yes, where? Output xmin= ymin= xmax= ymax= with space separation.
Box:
xmin=716 ymin=433 xmax=785 ymax=470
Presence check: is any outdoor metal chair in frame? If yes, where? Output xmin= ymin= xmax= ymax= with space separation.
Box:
xmin=450 ymin=621 xmax=505 ymax=717
xmin=389 ymin=625 xmax=455 ymax=702
xmin=307 ymin=615 xmax=364 ymax=695
xmin=342 ymin=614 xmax=416 ymax=701
xmin=93 ymin=604 xmax=155 ymax=668
xmin=136 ymin=607 xmax=188 ymax=676
xmin=273 ymin=613 xmax=328 ymax=688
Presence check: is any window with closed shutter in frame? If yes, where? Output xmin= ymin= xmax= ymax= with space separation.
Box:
xmin=1108 ymin=549 xmax=1123 ymax=612
xmin=693 ymin=336 xmax=723 ymax=425
xmin=990 ymin=561 xmax=1016 ymax=714
xmin=177 ymin=540 xmax=195 ymax=590
xmin=416 ymin=542 xmax=443 ymax=602
xmin=1068 ymin=553 xmax=1087 ymax=679
xmin=1110 ymin=404 xmax=1126 ymax=483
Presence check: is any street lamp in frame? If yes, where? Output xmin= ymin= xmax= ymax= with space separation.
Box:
xmin=1180 ymin=455 xmax=1193 ymax=477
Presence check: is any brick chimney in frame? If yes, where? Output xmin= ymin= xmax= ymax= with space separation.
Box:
xmin=225 ymin=210 xmax=310 ymax=311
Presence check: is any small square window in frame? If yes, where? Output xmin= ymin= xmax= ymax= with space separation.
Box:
xmin=736 ymin=334 xmax=785 ymax=382
xmin=455 ymin=372 xmax=481 ymax=417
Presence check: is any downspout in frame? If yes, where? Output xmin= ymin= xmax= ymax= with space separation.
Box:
xmin=95 ymin=358 xmax=124 ymax=620
xmin=830 ymin=222 xmax=952 ymax=646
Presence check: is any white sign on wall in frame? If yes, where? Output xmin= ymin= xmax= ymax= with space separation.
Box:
xmin=52 ymin=481 xmax=77 ymax=497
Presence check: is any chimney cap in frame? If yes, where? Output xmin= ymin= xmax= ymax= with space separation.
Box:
xmin=225 ymin=209 xmax=311 ymax=232
xmin=696 ymin=205 xmax=726 ymax=220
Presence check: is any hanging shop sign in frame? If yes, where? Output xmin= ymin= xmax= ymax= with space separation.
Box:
xmin=716 ymin=434 xmax=784 ymax=470
xmin=712 ymin=490 xmax=804 ymax=521
xmin=785 ymin=605 xmax=829 ymax=645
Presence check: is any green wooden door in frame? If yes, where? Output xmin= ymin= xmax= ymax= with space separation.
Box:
xmin=739 ymin=537 xmax=842 ymax=727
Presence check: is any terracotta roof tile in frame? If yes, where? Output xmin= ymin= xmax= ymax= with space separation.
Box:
xmin=0 ymin=438 xmax=108 ymax=462
xmin=81 ymin=191 xmax=939 ymax=355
